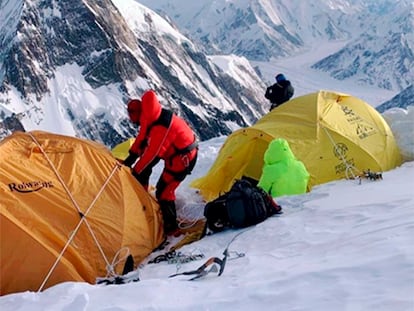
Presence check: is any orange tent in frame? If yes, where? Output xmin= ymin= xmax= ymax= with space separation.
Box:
xmin=0 ymin=131 xmax=164 ymax=295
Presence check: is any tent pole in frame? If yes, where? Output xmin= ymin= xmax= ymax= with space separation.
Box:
xmin=27 ymin=133 xmax=121 ymax=292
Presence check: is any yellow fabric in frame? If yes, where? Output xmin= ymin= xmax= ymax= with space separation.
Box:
xmin=171 ymin=219 xmax=207 ymax=251
xmin=0 ymin=131 xmax=164 ymax=295
xmin=111 ymin=138 xmax=135 ymax=161
xmin=191 ymin=90 xmax=402 ymax=201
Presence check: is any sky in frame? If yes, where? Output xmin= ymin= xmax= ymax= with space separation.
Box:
xmin=0 ymin=107 xmax=413 ymax=311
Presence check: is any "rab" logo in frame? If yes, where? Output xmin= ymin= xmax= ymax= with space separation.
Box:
xmin=8 ymin=181 xmax=54 ymax=193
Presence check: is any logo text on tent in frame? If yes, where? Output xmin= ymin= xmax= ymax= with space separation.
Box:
xmin=356 ymin=123 xmax=376 ymax=139
xmin=333 ymin=143 xmax=348 ymax=159
xmin=342 ymin=106 xmax=363 ymax=123
xmin=341 ymin=106 xmax=377 ymax=139
xmin=335 ymin=158 xmax=355 ymax=175
xmin=333 ymin=143 xmax=356 ymax=175
xmin=8 ymin=181 xmax=54 ymax=193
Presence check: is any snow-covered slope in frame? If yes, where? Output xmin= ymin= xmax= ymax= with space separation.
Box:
xmin=0 ymin=113 xmax=413 ymax=310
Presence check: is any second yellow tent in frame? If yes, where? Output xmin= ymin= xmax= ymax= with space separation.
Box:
xmin=191 ymin=90 xmax=402 ymax=201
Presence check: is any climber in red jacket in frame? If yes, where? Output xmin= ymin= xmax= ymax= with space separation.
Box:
xmin=124 ymin=90 xmax=198 ymax=234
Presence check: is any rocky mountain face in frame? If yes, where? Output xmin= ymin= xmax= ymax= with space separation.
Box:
xmin=138 ymin=0 xmax=353 ymax=61
xmin=140 ymin=0 xmax=414 ymax=93
xmin=312 ymin=32 xmax=414 ymax=91
xmin=1 ymin=0 xmax=413 ymax=146
xmin=0 ymin=0 xmax=267 ymax=146
xmin=376 ymin=85 xmax=414 ymax=112
xmin=312 ymin=1 xmax=414 ymax=92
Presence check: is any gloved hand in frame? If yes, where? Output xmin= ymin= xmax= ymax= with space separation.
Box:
xmin=123 ymin=151 xmax=139 ymax=168
xmin=131 ymin=170 xmax=149 ymax=191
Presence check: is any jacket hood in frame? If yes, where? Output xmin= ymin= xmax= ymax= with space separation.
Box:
xmin=140 ymin=90 xmax=162 ymax=126
xmin=277 ymin=80 xmax=291 ymax=87
xmin=127 ymin=99 xmax=141 ymax=124
xmin=263 ymin=138 xmax=295 ymax=165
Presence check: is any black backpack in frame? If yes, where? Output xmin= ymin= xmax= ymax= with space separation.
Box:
xmin=204 ymin=179 xmax=282 ymax=233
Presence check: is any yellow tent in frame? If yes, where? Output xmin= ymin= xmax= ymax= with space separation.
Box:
xmin=191 ymin=90 xmax=402 ymax=201
xmin=111 ymin=138 xmax=135 ymax=161
xmin=0 ymin=131 xmax=164 ymax=295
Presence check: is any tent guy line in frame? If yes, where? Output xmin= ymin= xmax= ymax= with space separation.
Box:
xmin=321 ymin=126 xmax=359 ymax=180
xmin=28 ymin=132 xmax=124 ymax=292
xmin=1 ymin=131 xmax=164 ymax=295
xmin=191 ymin=91 xmax=401 ymax=201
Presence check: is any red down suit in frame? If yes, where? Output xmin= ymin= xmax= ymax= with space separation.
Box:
xmin=129 ymin=90 xmax=198 ymax=201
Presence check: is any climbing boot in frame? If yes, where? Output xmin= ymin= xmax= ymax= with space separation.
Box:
xmin=159 ymin=200 xmax=178 ymax=235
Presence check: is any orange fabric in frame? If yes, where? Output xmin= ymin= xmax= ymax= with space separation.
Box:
xmin=0 ymin=131 xmax=164 ymax=295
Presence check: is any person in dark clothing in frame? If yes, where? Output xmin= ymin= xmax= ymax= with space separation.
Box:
xmin=265 ymin=73 xmax=294 ymax=111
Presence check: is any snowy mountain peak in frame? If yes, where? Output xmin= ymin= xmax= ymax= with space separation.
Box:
xmin=139 ymin=0 xmax=414 ymax=92
xmin=0 ymin=0 xmax=268 ymax=146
